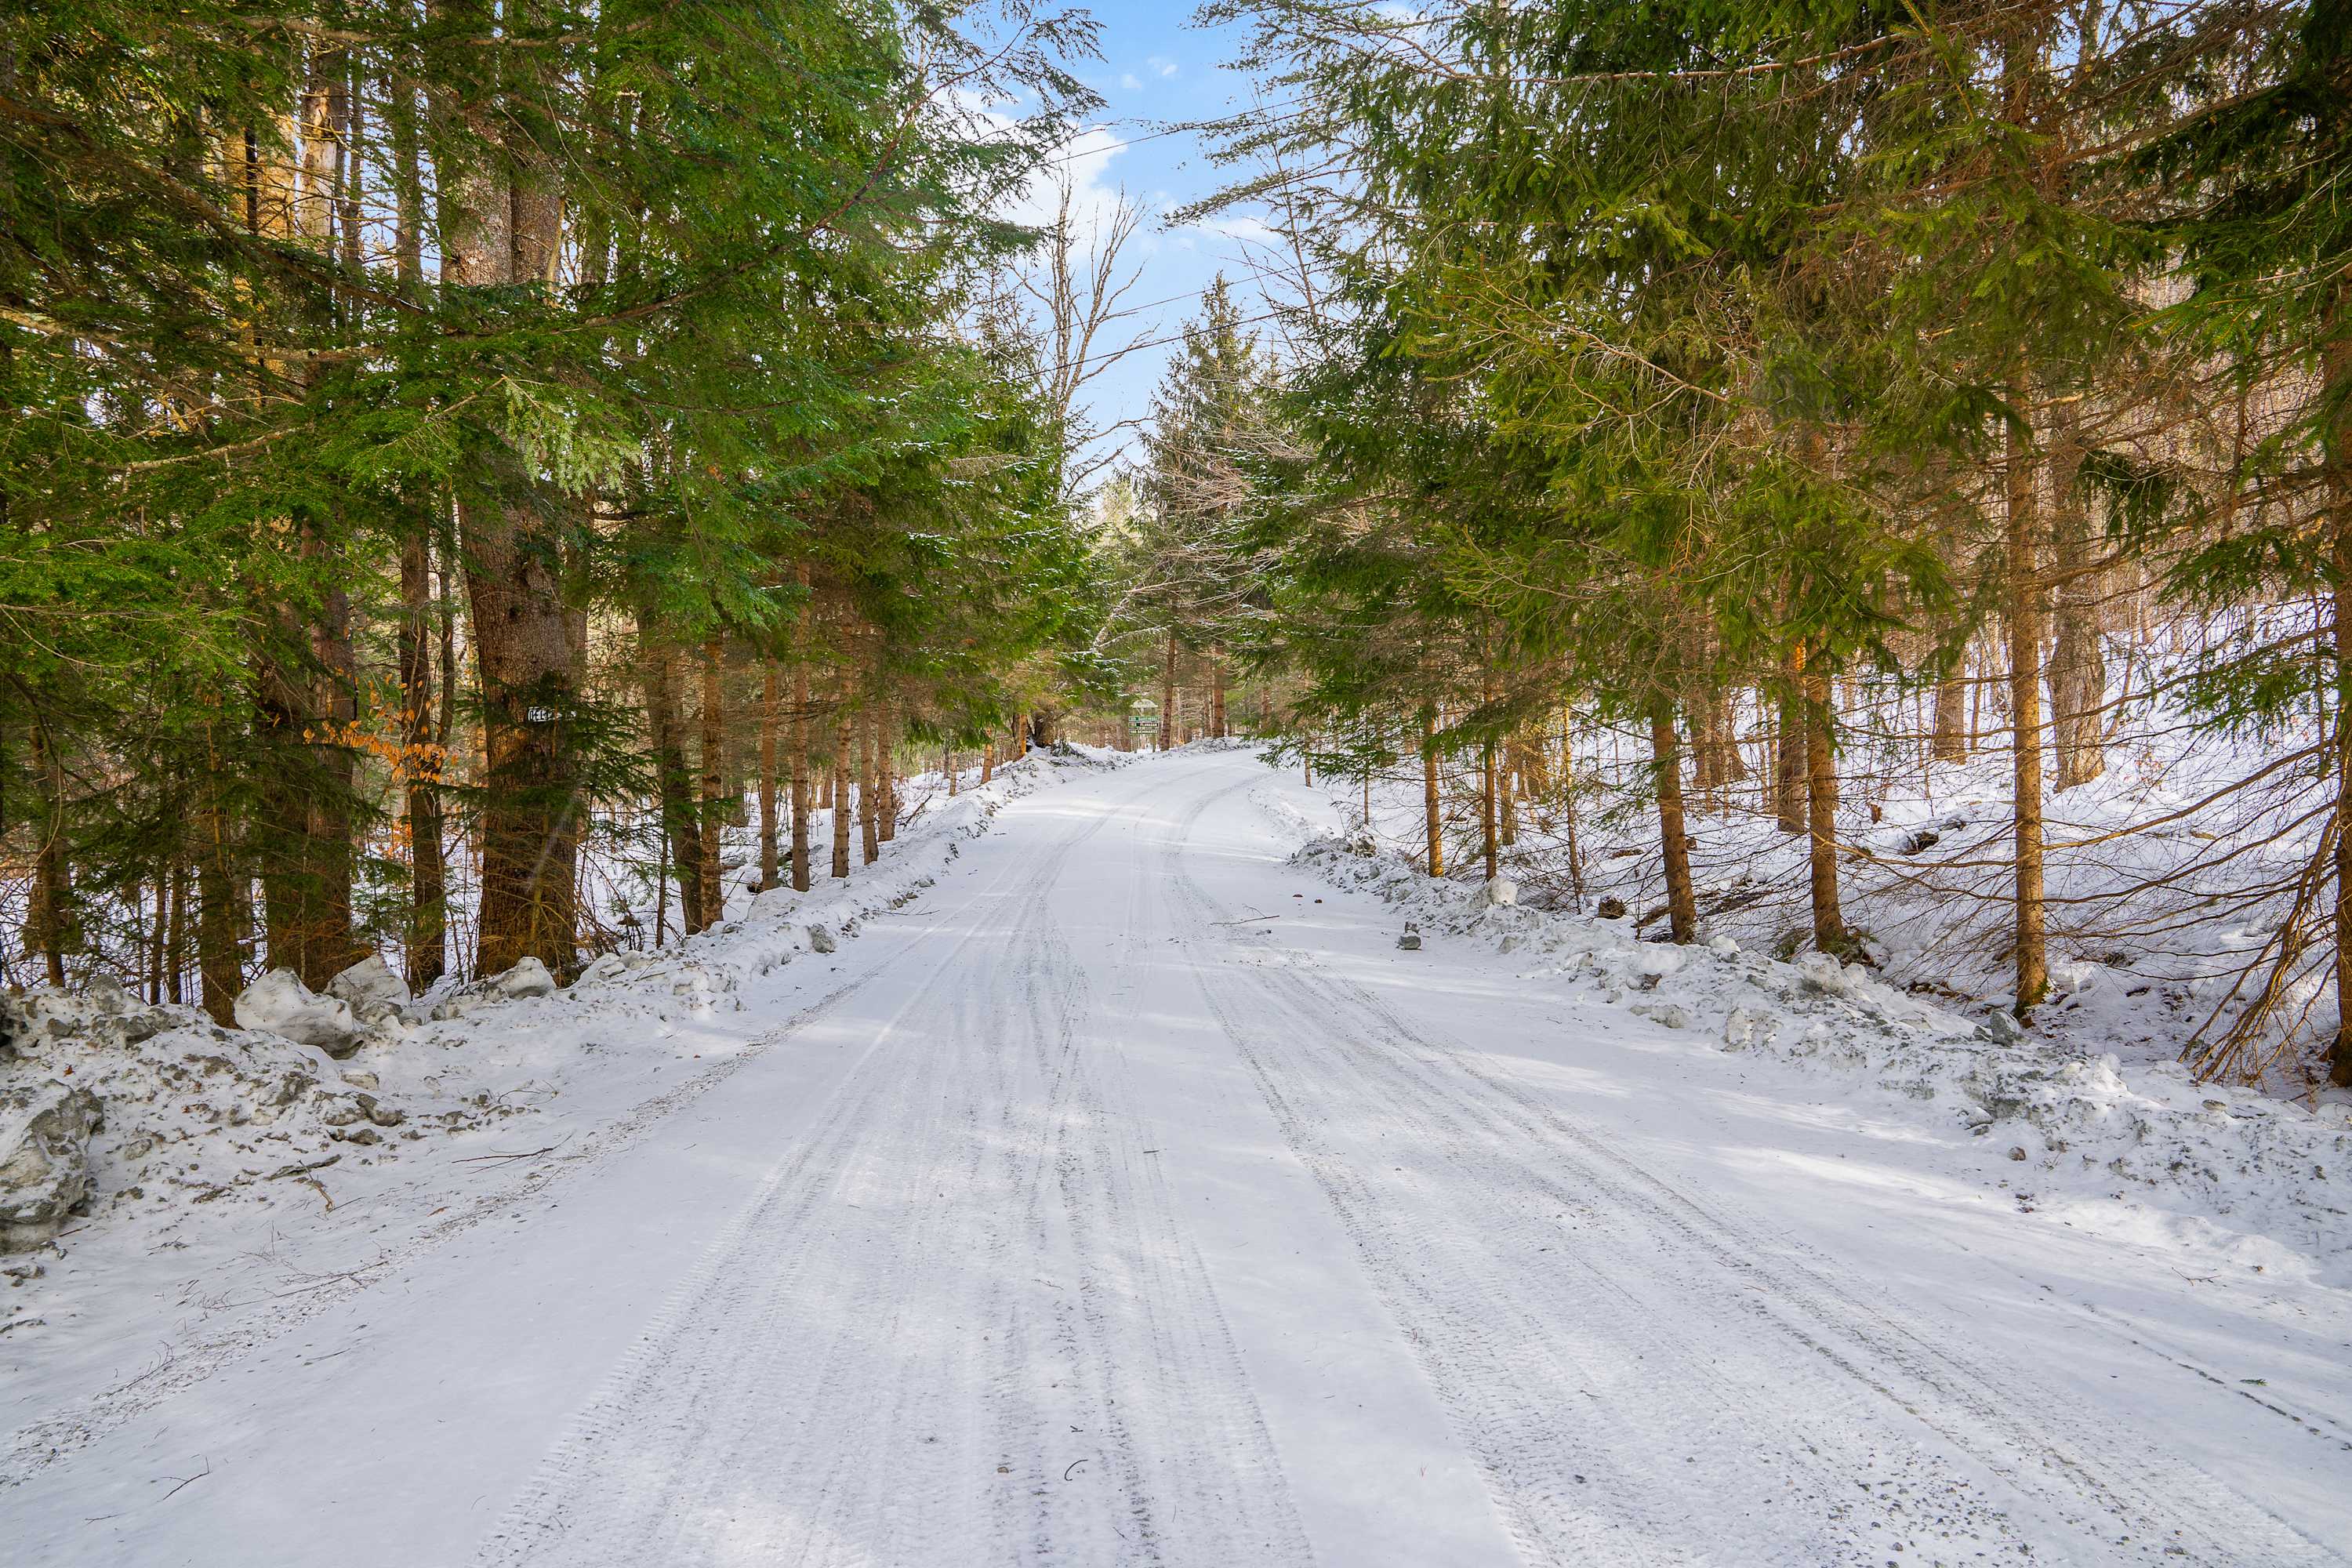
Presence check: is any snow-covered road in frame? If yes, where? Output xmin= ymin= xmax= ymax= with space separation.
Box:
xmin=15 ymin=751 xmax=2352 ymax=1566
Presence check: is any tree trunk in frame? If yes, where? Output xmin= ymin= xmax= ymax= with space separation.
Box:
xmin=166 ymin=859 xmax=188 ymax=1005
xmin=789 ymin=659 xmax=812 ymax=893
xmin=858 ymin=702 xmax=880 ymax=866
xmin=1480 ymin=732 xmax=1500 ymax=882
xmin=699 ymin=638 xmax=726 ymax=929
xmin=1776 ymin=645 xmax=1808 ymax=834
xmin=400 ymin=531 xmax=445 ymax=989
xmin=28 ymin=720 xmax=70 ymax=985
xmin=1712 ymin=685 xmax=1747 ymax=788
xmin=2049 ymin=408 xmax=2106 ymax=791
xmin=757 ymin=661 xmax=779 ymax=891
xmin=1650 ymin=707 xmax=1697 ymax=944
xmin=831 ymin=701 xmax=854 ymax=879
xmin=437 ymin=26 xmax=576 ymax=978
xmin=2325 ymin=299 xmax=2352 ymax=1084
xmin=196 ymin=724 xmax=242 ymax=1022
xmin=1500 ymin=740 xmax=1519 ymax=848
xmin=638 ymin=618 xmax=702 ymax=937
xmin=1210 ymin=646 xmax=1228 ymax=738
xmin=2006 ymin=397 xmax=2049 ymax=1014
xmin=1160 ymin=633 xmax=1178 ymax=751
xmin=981 ymin=742 xmax=995 ymax=785
xmin=877 ymin=699 xmax=897 ymax=844
xmin=1806 ymin=648 xmax=1846 ymax=951
xmin=1422 ymin=706 xmax=1444 ymax=878
xmin=1931 ymin=655 xmax=1969 ymax=764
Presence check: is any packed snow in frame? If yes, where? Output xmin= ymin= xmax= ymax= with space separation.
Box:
xmin=5 ymin=747 xmax=2350 ymax=1566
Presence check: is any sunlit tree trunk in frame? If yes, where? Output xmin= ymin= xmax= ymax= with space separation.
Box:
xmin=2005 ymin=391 xmax=2049 ymax=1012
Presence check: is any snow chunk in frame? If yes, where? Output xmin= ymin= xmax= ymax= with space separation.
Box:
xmin=327 ymin=954 xmax=409 ymax=1025
xmin=234 ymin=970 xmax=361 ymax=1058
xmin=0 ymin=1078 xmax=101 ymax=1250
xmin=492 ymin=958 xmax=558 ymax=1000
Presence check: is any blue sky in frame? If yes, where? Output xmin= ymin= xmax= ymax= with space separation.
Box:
xmin=1013 ymin=0 xmax=1279 ymax=477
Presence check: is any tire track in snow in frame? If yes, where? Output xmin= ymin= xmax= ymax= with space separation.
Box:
xmin=475 ymin=766 xmax=1312 ymax=1566
xmin=1163 ymin=775 xmax=2345 ymax=1568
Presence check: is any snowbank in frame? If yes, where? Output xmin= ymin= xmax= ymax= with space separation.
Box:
xmin=1264 ymin=782 xmax=2352 ymax=1278
xmin=1 ymin=749 xmax=1098 ymax=1475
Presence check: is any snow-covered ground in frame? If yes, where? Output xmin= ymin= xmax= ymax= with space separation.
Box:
xmin=6 ymin=747 xmax=2350 ymax=1565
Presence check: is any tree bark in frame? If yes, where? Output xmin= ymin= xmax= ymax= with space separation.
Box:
xmin=638 ymin=618 xmax=702 ymax=938
xmin=759 ymin=661 xmax=780 ymax=891
xmin=401 ymin=531 xmax=446 ymax=989
xmin=1776 ymin=644 xmax=1808 ymax=834
xmin=196 ymin=723 xmax=242 ymax=1022
xmin=437 ymin=13 xmax=576 ymax=978
xmin=27 ymin=719 xmax=70 ymax=985
xmin=2049 ymin=407 xmax=2106 ymax=791
xmin=858 ymin=702 xmax=880 ymax=866
xmin=1422 ymin=706 xmax=1444 ymax=878
xmin=1806 ymin=649 xmax=1846 ymax=952
xmin=2325 ymin=296 xmax=2352 ymax=1084
xmin=1160 ymin=633 xmax=1178 ymax=751
xmin=1931 ymin=655 xmax=1970 ymax=763
xmin=831 ymin=700 xmax=854 ymax=879
xmin=1650 ymin=707 xmax=1697 ymax=944
xmin=1210 ymin=646 xmax=1228 ymax=738
xmin=877 ymin=698 xmax=897 ymax=844
xmin=699 ymin=638 xmax=726 ymax=928
xmin=2006 ymin=395 xmax=2049 ymax=1013
xmin=1480 ymin=732 xmax=1499 ymax=883
xmin=789 ymin=659 xmax=812 ymax=893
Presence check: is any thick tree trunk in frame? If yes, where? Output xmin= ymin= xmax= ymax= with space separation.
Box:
xmin=830 ymin=702 xmax=854 ymax=880
xmin=437 ymin=25 xmax=575 ymax=978
xmin=1806 ymin=650 xmax=1846 ymax=951
xmin=638 ymin=619 xmax=702 ymax=938
xmin=759 ymin=662 xmax=780 ymax=891
xmin=1422 ymin=707 xmax=1444 ymax=878
xmin=2006 ymin=400 xmax=2049 ymax=1014
xmin=699 ymin=638 xmax=725 ymax=928
xmin=401 ymin=531 xmax=446 ymax=989
xmin=981 ymin=743 xmax=995 ymax=785
xmin=1650 ymin=708 xmax=1697 ymax=944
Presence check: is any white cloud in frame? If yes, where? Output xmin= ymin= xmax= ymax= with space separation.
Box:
xmin=1000 ymin=125 xmax=1161 ymax=267
xmin=1118 ymin=71 xmax=1142 ymax=92
xmin=1148 ymin=54 xmax=1178 ymax=78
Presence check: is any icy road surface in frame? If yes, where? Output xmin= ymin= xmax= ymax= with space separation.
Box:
xmin=13 ymin=750 xmax=2351 ymax=1566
